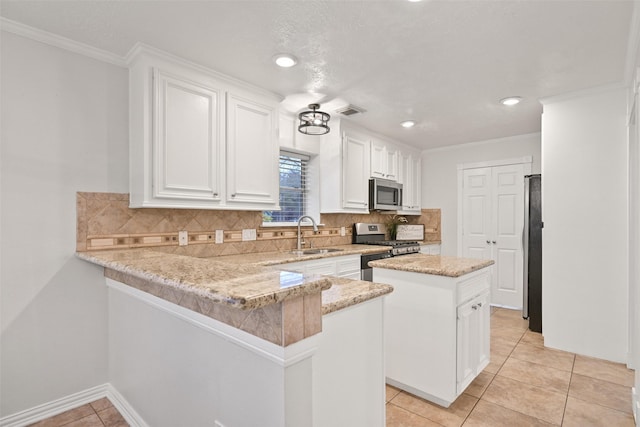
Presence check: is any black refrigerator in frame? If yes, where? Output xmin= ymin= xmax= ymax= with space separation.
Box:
xmin=523 ymin=174 xmax=542 ymax=333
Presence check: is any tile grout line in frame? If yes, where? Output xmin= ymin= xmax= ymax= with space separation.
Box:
xmin=559 ymin=353 xmax=577 ymax=426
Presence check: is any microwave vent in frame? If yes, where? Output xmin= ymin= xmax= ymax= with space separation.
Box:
xmin=336 ymin=104 xmax=366 ymax=116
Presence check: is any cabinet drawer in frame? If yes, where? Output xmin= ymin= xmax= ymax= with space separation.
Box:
xmin=336 ymin=256 xmax=360 ymax=274
xmin=456 ymin=269 xmax=490 ymax=305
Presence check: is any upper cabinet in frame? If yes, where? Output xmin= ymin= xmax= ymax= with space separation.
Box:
xmin=128 ymin=46 xmax=280 ymax=210
xmin=371 ymin=139 xmax=398 ymax=181
xmin=397 ymin=150 xmax=422 ymax=215
xmin=319 ymin=119 xmax=371 ymax=213
xmin=152 ymin=69 xmax=223 ymax=203
xmin=226 ymin=93 xmax=278 ymax=206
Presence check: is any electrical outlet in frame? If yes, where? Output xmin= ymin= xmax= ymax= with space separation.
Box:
xmin=242 ymin=229 xmax=257 ymax=241
xmin=340 ymin=226 xmax=346 ymax=236
xmin=215 ymin=229 xmax=224 ymax=244
xmin=178 ymin=230 xmax=188 ymax=246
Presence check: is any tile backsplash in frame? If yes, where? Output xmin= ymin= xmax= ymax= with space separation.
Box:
xmin=76 ymin=192 xmax=440 ymax=256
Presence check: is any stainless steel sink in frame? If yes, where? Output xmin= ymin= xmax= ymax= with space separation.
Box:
xmin=290 ymin=248 xmax=344 ymax=255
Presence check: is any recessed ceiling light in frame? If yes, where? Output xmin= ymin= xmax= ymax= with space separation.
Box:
xmin=273 ymin=54 xmax=298 ymax=68
xmin=500 ymin=96 xmax=522 ymax=106
xmin=401 ymin=120 xmax=416 ymax=128
xmin=407 ymin=0 xmax=422 ymax=2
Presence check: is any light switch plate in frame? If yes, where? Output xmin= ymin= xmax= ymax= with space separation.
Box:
xmin=340 ymin=226 xmax=346 ymax=236
xmin=242 ymin=229 xmax=257 ymax=241
xmin=215 ymin=230 xmax=224 ymax=244
xmin=178 ymin=231 xmax=188 ymax=246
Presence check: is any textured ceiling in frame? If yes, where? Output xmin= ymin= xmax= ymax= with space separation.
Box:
xmin=1 ymin=0 xmax=636 ymax=149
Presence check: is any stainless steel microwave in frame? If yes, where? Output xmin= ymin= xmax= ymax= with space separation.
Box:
xmin=369 ymin=178 xmax=402 ymax=211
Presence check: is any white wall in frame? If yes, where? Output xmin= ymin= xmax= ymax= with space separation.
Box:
xmin=541 ymin=86 xmax=628 ymax=363
xmin=421 ymin=133 xmax=541 ymax=255
xmin=0 ymin=32 xmax=128 ymax=416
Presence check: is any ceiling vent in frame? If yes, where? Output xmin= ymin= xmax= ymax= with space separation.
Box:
xmin=336 ymin=104 xmax=366 ymax=116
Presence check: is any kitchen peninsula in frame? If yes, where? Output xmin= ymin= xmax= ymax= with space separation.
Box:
xmin=77 ymin=245 xmax=393 ymax=427
xmin=370 ymin=254 xmax=494 ymax=408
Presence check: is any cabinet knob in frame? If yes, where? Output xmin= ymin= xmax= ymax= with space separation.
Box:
xmin=213 ymin=192 xmax=218 ymax=197
xmin=486 ymin=240 xmax=490 ymax=244
xmin=477 ymin=302 xmax=483 ymax=307
xmin=472 ymin=305 xmax=478 ymax=310
xmin=231 ymin=194 xmax=236 ymax=198
xmin=492 ymin=240 xmax=496 ymax=244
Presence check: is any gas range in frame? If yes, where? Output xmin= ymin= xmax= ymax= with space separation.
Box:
xmin=352 ymin=223 xmax=421 ymax=256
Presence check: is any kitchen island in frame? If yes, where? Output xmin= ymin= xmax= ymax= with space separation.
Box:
xmin=370 ymin=254 xmax=494 ymax=408
xmin=77 ymin=245 xmax=392 ymax=427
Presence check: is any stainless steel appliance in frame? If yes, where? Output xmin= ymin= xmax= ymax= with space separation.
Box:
xmin=369 ymin=178 xmax=402 ymax=211
xmin=353 ymin=223 xmax=421 ymax=281
xmin=523 ymin=174 xmax=543 ymax=332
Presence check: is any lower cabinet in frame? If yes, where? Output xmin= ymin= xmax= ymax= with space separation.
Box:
xmin=420 ymin=244 xmax=441 ymax=255
xmin=281 ymin=254 xmax=361 ymax=279
xmin=456 ymin=290 xmax=490 ymax=394
xmin=374 ymin=266 xmax=491 ymax=407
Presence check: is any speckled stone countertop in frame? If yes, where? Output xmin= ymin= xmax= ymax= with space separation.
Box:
xmin=369 ymin=254 xmax=494 ymax=277
xmin=77 ymin=244 xmax=392 ymax=311
xmin=321 ymin=277 xmax=393 ymax=315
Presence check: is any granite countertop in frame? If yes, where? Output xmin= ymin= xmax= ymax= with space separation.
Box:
xmin=77 ymin=244 xmax=392 ymax=311
xmin=322 ymin=277 xmax=393 ymax=315
xmin=369 ymin=254 xmax=494 ymax=277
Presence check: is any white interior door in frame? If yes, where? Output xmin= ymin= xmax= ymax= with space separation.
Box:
xmin=491 ymin=165 xmax=525 ymax=308
xmin=462 ymin=168 xmax=492 ymax=260
xmin=461 ymin=163 xmax=525 ymax=309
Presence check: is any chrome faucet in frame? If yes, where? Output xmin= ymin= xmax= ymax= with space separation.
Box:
xmin=297 ymin=215 xmax=318 ymax=250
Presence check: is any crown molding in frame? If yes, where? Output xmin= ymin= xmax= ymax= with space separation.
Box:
xmin=0 ymin=17 xmax=126 ymax=68
xmin=539 ymin=82 xmax=627 ymax=105
xmin=423 ymin=132 xmax=541 ymax=154
xmin=125 ymin=42 xmax=283 ymax=101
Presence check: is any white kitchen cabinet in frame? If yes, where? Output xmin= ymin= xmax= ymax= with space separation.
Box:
xmin=319 ymin=119 xmax=371 ymax=213
xmin=226 ymin=93 xmax=279 ymax=206
xmin=397 ymin=150 xmax=422 ymax=215
xmin=420 ymin=244 xmax=441 ymax=255
xmin=371 ymin=139 xmax=398 ymax=181
xmin=374 ymin=265 xmax=491 ymax=407
xmin=456 ymin=290 xmax=490 ymax=394
xmin=128 ymin=45 xmax=280 ymax=210
xmin=152 ymin=69 xmax=223 ymax=204
xmin=281 ymin=254 xmax=361 ymax=278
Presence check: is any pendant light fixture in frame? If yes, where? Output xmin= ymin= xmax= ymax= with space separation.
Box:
xmin=298 ymin=104 xmax=331 ymax=135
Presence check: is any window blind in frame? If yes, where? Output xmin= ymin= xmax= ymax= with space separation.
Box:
xmin=263 ymin=151 xmax=310 ymax=223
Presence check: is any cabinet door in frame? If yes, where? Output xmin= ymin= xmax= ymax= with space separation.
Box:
xmin=456 ymin=298 xmax=477 ymax=394
xmin=343 ymin=134 xmax=370 ymax=211
xmin=385 ymin=145 xmax=398 ymax=181
xmin=370 ymin=141 xmax=386 ymax=179
xmin=398 ymin=151 xmax=421 ymax=214
xmin=475 ymin=292 xmax=491 ymax=372
xmin=226 ymin=93 xmax=279 ymax=208
xmin=154 ymin=69 xmax=222 ymax=202
xmin=456 ymin=291 xmax=490 ymax=395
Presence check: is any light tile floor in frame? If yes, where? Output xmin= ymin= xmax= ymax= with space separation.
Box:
xmin=386 ymin=307 xmax=636 ymax=426
xmin=27 ymin=398 xmax=128 ymax=427
xmin=29 ymin=308 xmax=636 ymax=427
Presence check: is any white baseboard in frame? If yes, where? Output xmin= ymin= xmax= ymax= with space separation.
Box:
xmin=105 ymin=384 xmax=149 ymax=427
xmin=0 ymin=383 xmax=147 ymax=427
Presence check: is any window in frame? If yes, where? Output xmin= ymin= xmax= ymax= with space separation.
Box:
xmin=263 ymin=151 xmax=310 ymax=225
